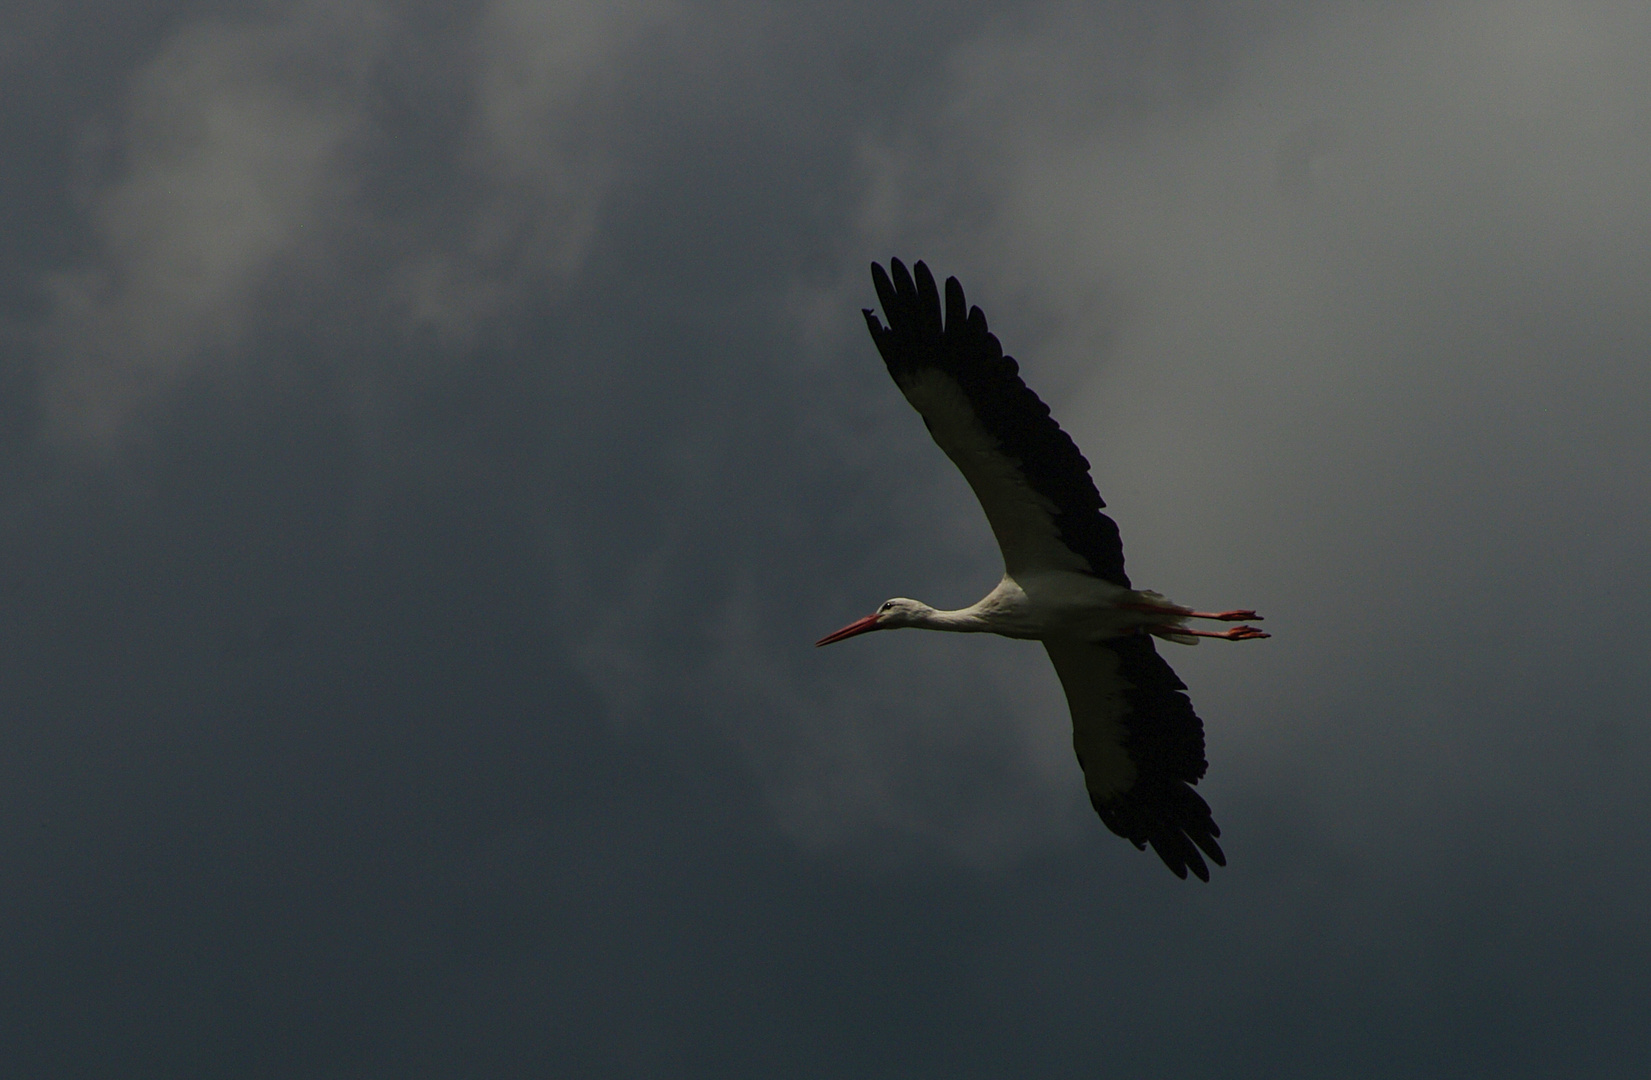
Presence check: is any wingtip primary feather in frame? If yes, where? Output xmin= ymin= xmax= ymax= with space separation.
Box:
xmin=944 ymin=276 xmax=968 ymax=338
xmin=888 ymin=258 xmax=917 ymax=305
xmin=870 ymin=262 xmax=897 ymax=317
xmin=1193 ymin=830 xmax=1227 ymax=868
xmin=912 ymin=262 xmax=942 ymax=338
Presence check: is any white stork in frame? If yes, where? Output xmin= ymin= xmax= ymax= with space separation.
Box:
xmin=817 ymin=259 xmax=1268 ymax=881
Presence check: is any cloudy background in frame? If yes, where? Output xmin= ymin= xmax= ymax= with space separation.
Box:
xmin=3 ymin=0 xmax=1649 ymax=1074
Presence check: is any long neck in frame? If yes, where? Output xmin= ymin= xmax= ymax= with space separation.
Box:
xmin=912 ymin=605 xmax=989 ymax=633
xmin=913 ymin=576 xmax=1032 ymax=636
xmin=911 ymin=576 xmax=1033 ymax=638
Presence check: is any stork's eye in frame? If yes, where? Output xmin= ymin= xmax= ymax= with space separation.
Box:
xmin=880 ymin=601 xmax=895 ymax=612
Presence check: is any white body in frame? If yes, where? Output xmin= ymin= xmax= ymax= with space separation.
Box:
xmin=884 ymin=572 xmax=1186 ymax=643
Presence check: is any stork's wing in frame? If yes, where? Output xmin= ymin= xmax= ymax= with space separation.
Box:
xmin=863 ymin=259 xmax=1129 ymax=586
xmin=1043 ymin=635 xmax=1225 ymax=880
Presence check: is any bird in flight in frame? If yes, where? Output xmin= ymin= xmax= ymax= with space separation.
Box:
xmin=817 ymin=259 xmax=1268 ymax=881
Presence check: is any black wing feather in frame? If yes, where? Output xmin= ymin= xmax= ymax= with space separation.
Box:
xmin=1092 ymin=634 xmax=1224 ymax=881
xmin=864 ymin=259 xmax=1130 ymax=586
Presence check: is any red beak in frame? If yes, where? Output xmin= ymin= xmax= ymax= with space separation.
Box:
xmin=815 ymin=614 xmax=882 ymax=647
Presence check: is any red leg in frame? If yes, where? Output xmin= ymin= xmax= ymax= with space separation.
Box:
xmin=1184 ymin=609 xmax=1262 ymax=622
xmin=1120 ymin=603 xmax=1262 ymax=622
xmin=1148 ymin=624 xmax=1270 ymax=641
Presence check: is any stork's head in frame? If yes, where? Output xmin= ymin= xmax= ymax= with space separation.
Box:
xmin=815 ymin=598 xmax=928 ymax=646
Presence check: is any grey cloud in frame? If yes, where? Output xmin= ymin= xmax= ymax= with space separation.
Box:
xmin=39 ymin=5 xmax=383 ymax=441
xmin=36 ymin=0 xmax=676 ymax=440
xmin=390 ymin=0 xmax=675 ymax=338
xmin=4 ymin=0 xmax=1650 ymax=1074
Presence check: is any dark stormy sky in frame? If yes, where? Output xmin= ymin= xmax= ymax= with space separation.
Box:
xmin=4 ymin=1 xmax=1649 ymax=1075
